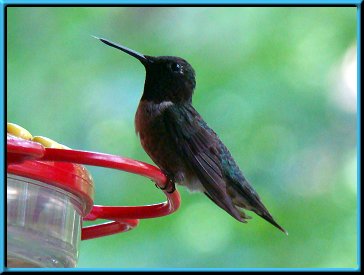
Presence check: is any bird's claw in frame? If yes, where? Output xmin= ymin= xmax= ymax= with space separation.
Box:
xmin=155 ymin=178 xmax=176 ymax=194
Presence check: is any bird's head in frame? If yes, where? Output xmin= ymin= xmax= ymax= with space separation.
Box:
xmin=95 ymin=37 xmax=196 ymax=104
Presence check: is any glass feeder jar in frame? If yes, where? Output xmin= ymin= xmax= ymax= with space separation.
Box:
xmin=7 ymin=152 xmax=94 ymax=268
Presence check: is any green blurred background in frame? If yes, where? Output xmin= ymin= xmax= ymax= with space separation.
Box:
xmin=7 ymin=7 xmax=357 ymax=269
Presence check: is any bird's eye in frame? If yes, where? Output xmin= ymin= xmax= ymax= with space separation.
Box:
xmin=171 ymin=63 xmax=182 ymax=73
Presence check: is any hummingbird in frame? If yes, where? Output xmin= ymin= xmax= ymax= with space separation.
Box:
xmin=95 ymin=36 xmax=287 ymax=235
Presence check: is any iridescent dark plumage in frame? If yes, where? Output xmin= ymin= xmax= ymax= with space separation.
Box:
xmin=95 ymin=37 xmax=287 ymax=234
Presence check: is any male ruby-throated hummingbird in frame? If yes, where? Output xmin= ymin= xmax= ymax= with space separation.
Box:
xmin=95 ymin=36 xmax=287 ymax=234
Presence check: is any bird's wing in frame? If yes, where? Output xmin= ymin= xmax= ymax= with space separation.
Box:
xmin=163 ymin=104 xmax=287 ymax=233
xmin=162 ymin=104 xmax=244 ymax=222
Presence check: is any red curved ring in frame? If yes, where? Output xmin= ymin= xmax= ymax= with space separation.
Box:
xmin=81 ymin=220 xmax=140 ymax=241
xmin=40 ymin=148 xmax=181 ymax=240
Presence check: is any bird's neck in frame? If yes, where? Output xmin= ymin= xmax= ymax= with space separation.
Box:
xmin=141 ymin=75 xmax=193 ymax=104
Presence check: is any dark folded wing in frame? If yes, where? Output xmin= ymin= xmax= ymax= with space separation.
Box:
xmin=162 ymin=104 xmax=243 ymax=221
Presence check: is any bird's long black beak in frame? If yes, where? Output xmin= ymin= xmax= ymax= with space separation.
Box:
xmin=93 ymin=36 xmax=150 ymax=66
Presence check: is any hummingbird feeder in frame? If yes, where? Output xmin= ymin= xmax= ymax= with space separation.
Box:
xmin=6 ymin=123 xmax=181 ymax=268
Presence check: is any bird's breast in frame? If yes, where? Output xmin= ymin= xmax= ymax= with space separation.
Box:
xmin=134 ymin=100 xmax=176 ymax=166
xmin=134 ymin=100 xmax=205 ymax=192
xmin=135 ymin=100 xmax=174 ymax=135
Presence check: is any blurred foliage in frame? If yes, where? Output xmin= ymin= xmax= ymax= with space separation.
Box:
xmin=7 ymin=7 xmax=357 ymax=269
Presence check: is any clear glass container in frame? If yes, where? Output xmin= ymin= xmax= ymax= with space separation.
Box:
xmin=7 ymin=173 xmax=83 ymax=268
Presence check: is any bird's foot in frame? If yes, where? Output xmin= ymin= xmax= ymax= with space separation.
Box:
xmin=161 ymin=179 xmax=176 ymax=194
xmin=155 ymin=180 xmax=176 ymax=193
xmin=155 ymin=171 xmax=176 ymax=193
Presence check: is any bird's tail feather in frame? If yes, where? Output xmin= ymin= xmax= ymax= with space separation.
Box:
xmin=256 ymin=210 xmax=288 ymax=235
xmin=229 ymin=179 xmax=288 ymax=235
